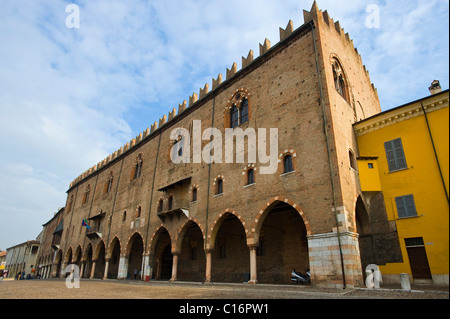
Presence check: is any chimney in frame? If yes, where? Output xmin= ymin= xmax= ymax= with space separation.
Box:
xmin=429 ymin=80 xmax=442 ymax=95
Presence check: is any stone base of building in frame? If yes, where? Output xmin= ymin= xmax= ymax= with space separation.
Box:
xmin=308 ymin=231 xmax=364 ymax=289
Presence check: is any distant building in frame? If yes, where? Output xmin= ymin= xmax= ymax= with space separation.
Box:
xmin=354 ymin=85 xmax=449 ymax=286
xmin=35 ymin=208 xmax=64 ymax=279
xmin=4 ymin=240 xmax=41 ymax=279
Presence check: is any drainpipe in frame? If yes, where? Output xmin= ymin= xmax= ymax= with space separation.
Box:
xmin=421 ymin=102 xmax=449 ymax=204
xmin=311 ymin=21 xmax=347 ymax=289
xmin=144 ymin=131 xmax=163 ymax=276
xmin=204 ymin=94 xmax=216 ymax=252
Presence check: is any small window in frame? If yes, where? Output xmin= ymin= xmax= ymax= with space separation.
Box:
xmin=136 ymin=206 xmax=141 ymax=218
xmin=216 ymin=179 xmax=223 ymax=195
xmin=284 ymin=155 xmax=293 ymax=173
xmin=168 ymin=196 xmax=173 ymax=210
xmin=368 ymin=163 xmax=374 ymax=169
xmin=395 ymin=195 xmax=417 ymax=218
xmin=157 ymin=200 xmax=163 ymax=213
xmin=247 ymin=168 xmax=255 ymax=185
xmin=192 ymin=188 xmax=198 ymax=202
xmin=404 ymin=237 xmax=425 ymax=247
xmin=122 ymin=211 xmax=127 ymax=222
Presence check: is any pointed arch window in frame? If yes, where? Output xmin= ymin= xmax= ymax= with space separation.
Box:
xmin=131 ymin=154 xmax=143 ymax=181
xmin=82 ymin=185 xmax=91 ymax=205
xmin=226 ymin=89 xmax=251 ymax=129
xmin=332 ymin=59 xmax=349 ymax=103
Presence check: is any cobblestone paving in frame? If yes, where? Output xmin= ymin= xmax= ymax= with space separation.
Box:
xmin=0 ymin=279 xmax=448 ymax=299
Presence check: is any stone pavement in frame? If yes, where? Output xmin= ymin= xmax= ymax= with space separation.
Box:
xmin=0 ymin=278 xmax=448 ymax=299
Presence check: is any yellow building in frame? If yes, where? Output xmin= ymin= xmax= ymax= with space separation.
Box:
xmin=354 ymin=83 xmax=449 ymax=287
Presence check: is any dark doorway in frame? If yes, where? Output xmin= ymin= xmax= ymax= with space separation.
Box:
xmin=160 ymin=245 xmax=173 ymax=280
xmin=211 ymin=213 xmax=249 ymax=283
xmin=257 ymin=202 xmax=309 ymax=284
xmin=128 ymin=234 xmax=144 ymax=280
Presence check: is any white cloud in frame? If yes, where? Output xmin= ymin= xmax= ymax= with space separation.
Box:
xmin=0 ymin=0 xmax=448 ymax=250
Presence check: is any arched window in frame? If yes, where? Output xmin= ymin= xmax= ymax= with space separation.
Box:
xmin=216 ymin=178 xmax=223 ymax=195
xmin=131 ymin=154 xmax=143 ymax=181
xmin=192 ymin=187 xmax=198 ymax=202
xmin=332 ymin=59 xmax=349 ymax=103
xmin=104 ymin=172 xmax=113 ymax=194
xmin=284 ymin=155 xmax=293 ymax=173
xmin=240 ymin=98 xmax=249 ymax=124
xmin=247 ymin=168 xmax=255 ymax=185
xmin=82 ymin=185 xmax=91 ymax=205
xmin=230 ymin=105 xmax=239 ymax=128
xmin=226 ymin=89 xmax=251 ymax=128
xmin=122 ymin=211 xmax=127 ymax=222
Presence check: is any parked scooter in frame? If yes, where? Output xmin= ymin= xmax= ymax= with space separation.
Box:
xmin=291 ymin=269 xmax=311 ymax=284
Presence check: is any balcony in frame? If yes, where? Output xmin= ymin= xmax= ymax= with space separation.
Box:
xmin=85 ymin=211 xmax=105 ymax=240
xmin=157 ymin=198 xmax=190 ymax=222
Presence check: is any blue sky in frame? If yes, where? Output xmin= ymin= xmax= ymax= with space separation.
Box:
xmin=0 ymin=0 xmax=448 ymax=250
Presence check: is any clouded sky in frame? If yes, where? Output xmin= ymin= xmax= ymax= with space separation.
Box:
xmin=0 ymin=0 xmax=448 ymax=250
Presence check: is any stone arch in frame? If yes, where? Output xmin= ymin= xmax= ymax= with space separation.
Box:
xmin=64 ymin=247 xmax=73 ymax=264
xmin=126 ymin=232 xmax=144 ymax=280
xmin=93 ymin=240 xmax=106 ymax=260
xmin=107 ymin=236 xmax=121 ymax=279
xmin=82 ymin=242 xmax=93 ymax=262
xmin=175 ymin=218 xmax=206 ymax=254
xmin=148 ymin=225 xmax=174 ymax=254
xmin=175 ymin=219 xmax=207 ymax=282
xmin=73 ymin=245 xmax=82 ymax=267
xmin=207 ymin=209 xmax=248 ymax=249
xmin=250 ymin=196 xmax=312 ymax=245
xmin=125 ymin=231 xmax=144 ymax=256
xmin=149 ymin=225 xmax=174 ymax=280
xmin=108 ymin=236 xmax=122 ymax=257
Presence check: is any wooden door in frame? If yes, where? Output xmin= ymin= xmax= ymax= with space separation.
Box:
xmin=406 ymin=246 xmax=432 ymax=279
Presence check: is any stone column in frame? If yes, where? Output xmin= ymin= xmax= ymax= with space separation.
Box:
xmin=117 ymin=255 xmax=128 ymax=280
xmin=248 ymin=245 xmax=258 ymax=284
xmin=103 ymin=258 xmax=110 ymax=280
xmin=80 ymin=261 xmax=85 ymax=279
xmin=89 ymin=260 xmax=97 ymax=279
xmin=204 ymin=249 xmax=212 ymax=283
xmin=61 ymin=262 xmax=67 ymax=278
xmin=170 ymin=253 xmax=179 ymax=282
